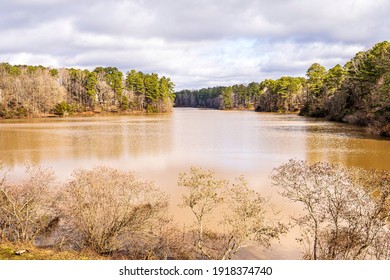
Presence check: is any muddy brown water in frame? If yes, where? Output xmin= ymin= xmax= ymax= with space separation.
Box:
xmin=1 ymin=108 xmax=389 ymax=259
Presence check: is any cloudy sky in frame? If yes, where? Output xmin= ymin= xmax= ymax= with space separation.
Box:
xmin=1 ymin=0 xmax=389 ymax=90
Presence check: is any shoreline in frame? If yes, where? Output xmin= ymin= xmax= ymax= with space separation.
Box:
xmin=0 ymin=109 xmax=174 ymax=120
xmin=1 ymin=107 xmax=388 ymax=138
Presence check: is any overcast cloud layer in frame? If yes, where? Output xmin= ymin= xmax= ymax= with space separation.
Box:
xmin=1 ymin=0 xmax=389 ymax=90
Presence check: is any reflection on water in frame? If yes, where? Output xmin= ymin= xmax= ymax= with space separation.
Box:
xmin=0 ymin=115 xmax=173 ymax=170
xmin=0 ymin=108 xmax=389 ymax=259
xmin=304 ymin=121 xmax=389 ymax=170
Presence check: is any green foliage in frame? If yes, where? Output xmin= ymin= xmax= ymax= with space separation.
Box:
xmin=125 ymin=71 xmax=175 ymax=112
xmin=306 ymin=63 xmax=327 ymax=97
xmin=0 ymin=61 xmax=175 ymax=116
xmin=175 ymin=41 xmax=387 ymax=135
xmin=15 ymin=106 xmax=28 ymax=117
xmin=120 ymin=95 xmax=129 ymax=110
xmin=49 ymin=69 xmax=59 ymax=77
xmin=159 ymin=76 xmax=175 ymax=101
xmin=86 ymin=72 xmax=98 ymax=100
xmin=256 ymin=77 xmax=305 ymax=112
xmin=126 ymin=70 xmax=145 ymax=94
xmin=53 ymin=101 xmax=71 ymax=116
xmin=144 ymin=73 xmax=160 ymax=103
xmin=176 ymin=77 xmax=304 ymax=112
xmin=221 ymin=86 xmax=234 ymax=109
xmin=104 ymin=67 xmax=123 ymax=97
xmin=299 ymin=41 xmax=389 ymax=134
xmin=247 ymin=82 xmax=261 ymax=99
xmin=175 ymin=87 xmax=230 ymax=109
xmin=9 ymin=65 xmax=22 ymax=76
xmin=323 ymin=64 xmax=347 ymax=94
xmin=0 ymin=101 xmax=28 ymax=119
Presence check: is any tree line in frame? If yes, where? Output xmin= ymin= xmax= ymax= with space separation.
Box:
xmin=0 ymin=64 xmax=175 ymax=118
xmin=175 ymin=41 xmax=390 ymax=136
xmin=1 ymin=161 xmax=388 ymax=260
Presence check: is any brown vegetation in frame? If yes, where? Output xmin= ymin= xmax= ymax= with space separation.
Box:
xmin=0 ymin=64 xmax=175 ymax=118
xmin=58 ymin=166 xmax=168 ymax=255
xmin=0 ymin=166 xmax=58 ymax=243
xmin=178 ymin=166 xmax=286 ymax=260
xmin=0 ymin=161 xmax=388 ymax=260
xmin=272 ymin=159 xmax=390 ymax=260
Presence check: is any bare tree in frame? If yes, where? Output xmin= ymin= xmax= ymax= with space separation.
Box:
xmin=220 ymin=176 xmax=287 ymax=259
xmin=178 ymin=166 xmax=226 ymax=259
xmin=272 ymin=159 xmax=390 ymax=260
xmin=0 ymin=165 xmax=58 ymax=243
xmin=179 ymin=166 xmax=286 ymax=260
xmin=59 ymin=166 xmax=168 ymax=255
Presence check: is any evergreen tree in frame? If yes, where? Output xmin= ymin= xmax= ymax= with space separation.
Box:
xmin=306 ymin=63 xmax=327 ymax=97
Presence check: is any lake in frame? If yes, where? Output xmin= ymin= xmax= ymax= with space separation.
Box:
xmin=0 ymin=108 xmax=389 ymax=259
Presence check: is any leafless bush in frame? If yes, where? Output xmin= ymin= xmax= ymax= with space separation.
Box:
xmin=220 ymin=176 xmax=287 ymax=260
xmin=118 ymin=216 xmax=190 ymax=260
xmin=0 ymin=165 xmax=58 ymax=243
xmin=58 ymin=166 xmax=168 ymax=255
xmin=179 ymin=166 xmax=286 ymax=260
xmin=272 ymin=159 xmax=390 ymax=260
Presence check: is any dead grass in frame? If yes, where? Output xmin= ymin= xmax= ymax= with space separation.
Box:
xmin=0 ymin=241 xmax=108 ymax=260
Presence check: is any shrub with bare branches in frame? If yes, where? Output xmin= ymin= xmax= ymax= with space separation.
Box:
xmin=272 ymin=159 xmax=390 ymax=260
xmin=58 ymin=166 xmax=168 ymax=255
xmin=0 ymin=165 xmax=58 ymax=243
xmin=179 ymin=166 xmax=286 ymax=260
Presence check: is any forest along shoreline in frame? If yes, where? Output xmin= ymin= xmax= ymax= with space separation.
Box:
xmin=175 ymin=41 xmax=390 ymax=137
xmin=0 ymin=66 xmax=176 ymax=119
xmin=1 ymin=41 xmax=389 ymax=137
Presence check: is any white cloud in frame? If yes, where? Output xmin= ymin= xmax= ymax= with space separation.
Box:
xmin=0 ymin=0 xmax=388 ymax=90
xmin=5 ymin=52 xmax=60 ymax=67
